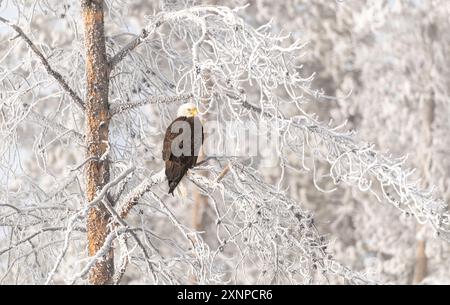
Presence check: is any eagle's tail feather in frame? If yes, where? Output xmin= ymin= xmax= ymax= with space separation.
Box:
xmin=166 ymin=161 xmax=189 ymax=195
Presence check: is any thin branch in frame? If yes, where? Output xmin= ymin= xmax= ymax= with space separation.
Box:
xmin=214 ymin=163 xmax=231 ymax=183
xmin=88 ymin=165 xmax=136 ymax=206
xmin=0 ymin=16 xmax=85 ymax=110
xmin=112 ymin=177 xmax=131 ymax=204
xmin=108 ymin=16 xmax=163 ymax=69
xmin=110 ymin=93 xmax=193 ymax=116
xmin=44 ymin=208 xmax=89 ymax=285
xmin=28 ymin=109 xmax=84 ymax=144
xmin=0 ymin=227 xmax=69 ymax=256
xmin=70 ymin=156 xmax=99 ymax=172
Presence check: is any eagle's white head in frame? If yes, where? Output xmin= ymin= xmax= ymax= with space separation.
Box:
xmin=177 ymin=103 xmax=198 ymax=118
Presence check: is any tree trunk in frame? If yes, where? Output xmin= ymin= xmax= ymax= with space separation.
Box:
xmin=81 ymin=0 xmax=113 ymax=285
xmin=412 ymin=91 xmax=435 ymax=284
xmin=412 ymin=238 xmax=427 ymax=284
xmin=192 ymin=68 xmax=214 ymax=233
xmin=192 ymin=149 xmax=208 ymax=232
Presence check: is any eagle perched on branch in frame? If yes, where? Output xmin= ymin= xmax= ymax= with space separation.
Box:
xmin=162 ymin=103 xmax=204 ymax=195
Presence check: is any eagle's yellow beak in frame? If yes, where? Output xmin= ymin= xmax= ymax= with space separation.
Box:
xmin=190 ymin=108 xmax=199 ymax=116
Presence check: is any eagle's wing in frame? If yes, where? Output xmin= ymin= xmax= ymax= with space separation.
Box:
xmin=165 ymin=161 xmax=190 ymax=194
xmin=162 ymin=117 xmax=184 ymax=161
xmin=162 ymin=116 xmax=204 ymax=195
xmin=191 ymin=116 xmax=204 ymax=167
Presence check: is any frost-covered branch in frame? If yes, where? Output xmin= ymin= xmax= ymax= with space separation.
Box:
xmin=240 ymin=99 xmax=450 ymax=241
xmin=101 ymin=196 xmax=157 ymax=284
xmin=110 ymin=93 xmax=193 ymax=116
xmin=45 ymin=210 xmax=87 ymax=285
xmin=124 ymin=4 xmax=449 ymax=242
xmin=188 ymin=161 xmax=378 ymax=284
xmin=89 ymin=165 xmax=136 ymax=206
xmin=113 ymin=234 xmax=130 ymax=285
xmin=27 ymin=109 xmax=84 ymax=144
xmin=44 ymin=165 xmax=136 ymax=284
xmin=69 ymin=227 xmax=128 ymax=285
xmin=108 ymin=15 xmax=164 ymax=69
xmin=117 ymin=168 xmax=166 ymax=219
xmin=0 ymin=227 xmax=73 ymax=256
xmin=0 ymin=16 xmax=85 ymax=110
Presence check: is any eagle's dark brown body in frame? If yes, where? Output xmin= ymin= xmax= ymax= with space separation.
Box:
xmin=162 ymin=116 xmax=204 ymax=194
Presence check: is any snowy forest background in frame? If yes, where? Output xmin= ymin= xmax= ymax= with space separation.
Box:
xmin=1 ymin=0 xmax=450 ymax=284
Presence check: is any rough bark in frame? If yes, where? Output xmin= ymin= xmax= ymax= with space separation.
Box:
xmin=81 ymin=0 xmax=113 ymax=285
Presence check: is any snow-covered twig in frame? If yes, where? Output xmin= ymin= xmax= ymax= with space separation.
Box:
xmin=0 ymin=16 xmax=85 ymax=110
xmin=0 ymin=227 xmax=69 ymax=256
xmin=108 ymin=15 xmax=164 ymax=69
xmin=45 ymin=210 xmax=87 ymax=285
xmin=188 ymin=161 xmax=378 ymax=284
xmin=27 ymin=110 xmax=84 ymax=144
xmin=110 ymin=93 xmax=193 ymax=116
xmin=240 ymin=99 xmax=450 ymax=241
xmin=89 ymin=165 xmax=136 ymax=207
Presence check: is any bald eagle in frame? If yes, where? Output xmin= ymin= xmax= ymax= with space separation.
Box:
xmin=162 ymin=103 xmax=204 ymax=195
